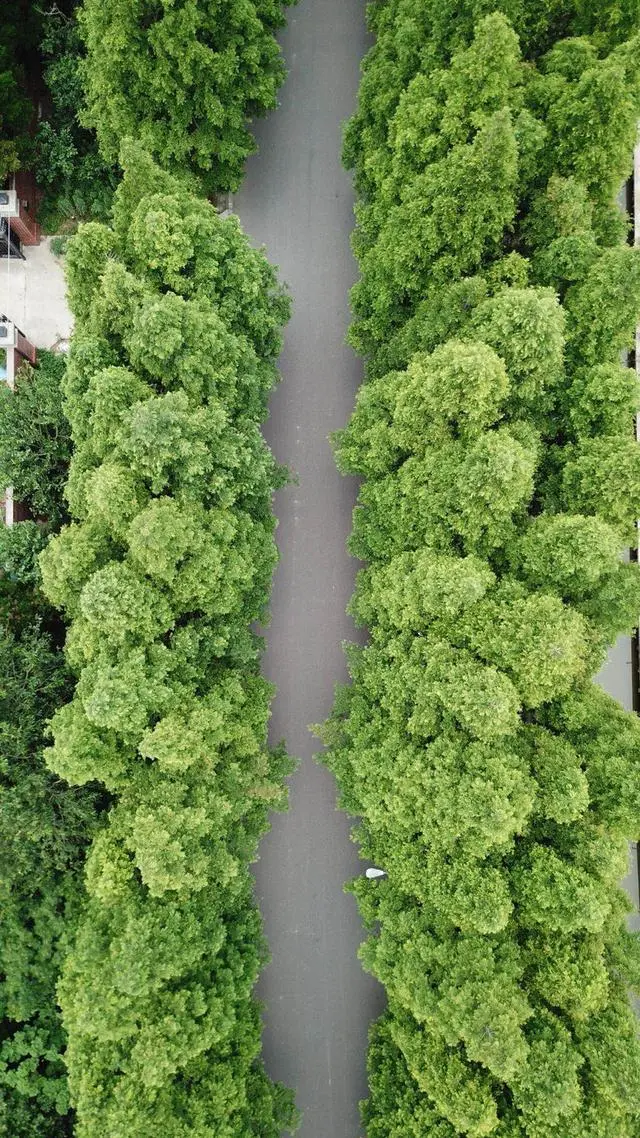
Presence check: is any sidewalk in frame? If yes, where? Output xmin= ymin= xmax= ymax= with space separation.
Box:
xmin=0 ymin=239 xmax=71 ymax=350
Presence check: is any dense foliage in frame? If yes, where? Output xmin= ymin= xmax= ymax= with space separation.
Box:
xmin=0 ymin=352 xmax=72 ymax=529
xmin=38 ymin=143 xmax=298 ymax=1136
xmin=1 ymin=0 xmax=294 ymax=223
xmin=0 ymin=0 xmax=114 ymax=229
xmin=35 ymin=4 xmax=117 ymax=230
xmin=0 ymin=596 xmax=101 ymax=1138
xmin=0 ymin=2 xmax=40 ymax=183
xmin=78 ymin=0 xmax=295 ymax=194
xmin=0 ymin=50 xmax=28 ymax=183
xmin=324 ymin=8 xmax=640 ymax=1137
xmin=0 ymin=354 xmax=100 ymax=1138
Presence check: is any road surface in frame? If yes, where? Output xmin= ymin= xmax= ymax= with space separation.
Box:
xmin=236 ymin=6 xmax=640 ymax=1133
xmin=597 ymin=636 xmax=640 ymax=928
xmin=235 ymin=3 xmax=384 ymax=1136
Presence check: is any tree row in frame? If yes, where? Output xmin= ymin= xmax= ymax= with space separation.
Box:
xmin=1 ymin=1 xmax=298 ymax=1133
xmin=324 ymin=5 xmax=640 ymax=1135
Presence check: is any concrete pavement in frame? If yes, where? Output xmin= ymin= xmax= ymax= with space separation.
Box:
xmin=0 ymin=238 xmax=71 ymax=350
xmin=235 ymin=3 xmax=385 ymax=1135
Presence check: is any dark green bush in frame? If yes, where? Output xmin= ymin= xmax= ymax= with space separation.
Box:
xmin=0 ymin=3 xmax=40 ymax=183
xmin=35 ymin=4 xmax=117 ymax=230
xmin=0 ymin=350 xmax=99 ymax=1136
xmin=0 ymin=1 xmax=111 ymax=229
xmin=0 ymin=610 xmax=101 ymax=1138
xmin=325 ymin=8 xmax=640 ymax=1136
xmin=0 ymin=352 xmax=73 ymax=529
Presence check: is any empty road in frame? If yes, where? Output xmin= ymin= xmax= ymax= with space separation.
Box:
xmin=236 ymin=6 xmax=640 ymax=1134
xmin=235 ymin=3 xmax=384 ymax=1136
xmin=598 ymin=637 xmax=640 ymax=926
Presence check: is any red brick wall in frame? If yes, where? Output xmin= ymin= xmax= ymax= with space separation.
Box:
xmin=15 ymin=339 xmax=37 ymax=367
xmin=11 ymin=171 xmax=41 ymax=246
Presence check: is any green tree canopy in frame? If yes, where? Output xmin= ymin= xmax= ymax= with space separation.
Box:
xmin=38 ymin=144 xmax=298 ymax=1136
xmin=0 ymin=353 xmax=73 ymax=529
xmin=0 ymin=346 xmax=101 ymax=1136
xmin=78 ymin=0 xmax=295 ymax=193
xmin=326 ymin=6 xmax=640 ymax=1136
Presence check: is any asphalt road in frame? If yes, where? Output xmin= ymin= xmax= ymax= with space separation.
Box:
xmin=597 ymin=636 xmax=640 ymax=928
xmin=235 ymin=3 xmax=384 ymax=1136
xmin=235 ymin=5 xmax=640 ymax=1132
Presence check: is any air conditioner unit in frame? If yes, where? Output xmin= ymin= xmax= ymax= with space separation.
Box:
xmin=0 ymin=190 xmax=19 ymax=217
xmin=0 ymin=322 xmax=17 ymax=347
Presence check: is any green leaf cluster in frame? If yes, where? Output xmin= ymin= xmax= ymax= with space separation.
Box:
xmin=0 ymin=613 xmax=102 ymax=1138
xmin=0 ymin=352 xmax=101 ymax=1135
xmin=35 ymin=3 xmax=118 ymax=230
xmin=346 ymin=9 xmax=640 ymax=373
xmin=77 ymin=0 xmax=296 ymax=194
xmin=0 ymin=352 xmax=73 ymax=529
xmin=0 ymin=0 xmax=115 ymax=228
xmin=0 ymin=2 xmax=41 ymax=183
xmin=38 ymin=145 xmax=298 ymax=1135
xmin=328 ymin=6 xmax=640 ymax=1136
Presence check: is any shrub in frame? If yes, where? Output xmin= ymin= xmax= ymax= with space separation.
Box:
xmin=0 ymin=608 xmax=101 ymax=1138
xmin=35 ymin=3 xmax=117 ymax=230
xmin=0 ymin=3 xmax=40 ymax=183
xmin=0 ymin=352 xmax=73 ymax=529
xmin=325 ymin=9 xmax=640 ymax=1136
xmin=0 ymin=350 xmax=100 ymax=1136
xmin=49 ymin=234 xmax=71 ymax=257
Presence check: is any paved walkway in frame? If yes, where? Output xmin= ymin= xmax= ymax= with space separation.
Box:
xmin=235 ymin=3 xmax=385 ymax=1135
xmin=0 ymin=239 xmax=71 ymax=350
